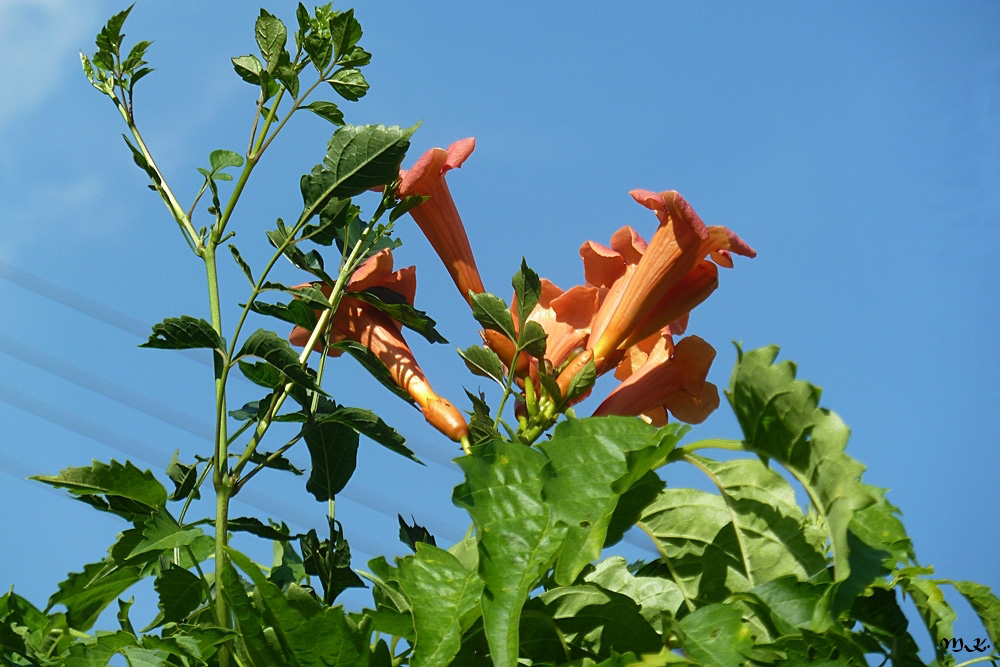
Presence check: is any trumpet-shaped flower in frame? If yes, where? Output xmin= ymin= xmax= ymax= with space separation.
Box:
xmin=398 ymin=138 xmax=485 ymax=305
xmin=288 ymin=249 xmax=469 ymax=442
xmin=588 ymin=190 xmax=755 ymax=364
xmin=593 ymin=335 xmax=720 ymax=425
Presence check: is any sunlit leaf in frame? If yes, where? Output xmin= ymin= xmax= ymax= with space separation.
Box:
xmin=469 ymin=292 xmax=515 ymax=340
xmin=675 ymin=603 xmax=754 ymax=667
xmin=255 ymin=10 xmax=287 ymax=69
xmin=304 ymin=100 xmax=344 ymax=125
xmin=458 ymin=345 xmax=505 ymax=385
xmin=139 ymin=315 xmax=224 ymax=356
xmin=32 ymin=459 xmax=166 ymax=512
xmin=328 ymin=67 xmax=368 ymax=101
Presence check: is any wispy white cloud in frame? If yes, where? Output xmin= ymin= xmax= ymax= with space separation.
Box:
xmin=0 ymin=0 xmax=102 ymax=127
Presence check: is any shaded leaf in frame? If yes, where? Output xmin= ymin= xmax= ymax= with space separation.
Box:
xmin=511 ymin=259 xmax=541 ymax=330
xmin=675 ymin=603 xmax=754 ymax=667
xmin=453 ymin=440 xmax=566 ymax=667
xmin=329 ymin=9 xmax=362 ymax=62
xmin=32 ymin=459 xmax=166 ymax=512
xmin=154 ymin=565 xmax=204 ymax=624
xmin=319 ymin=405 xmax=419 ymax=462
xmin=458 ymin=345 xmax=505 ymax=385
xmin=469 ymin=292 xmax=515 ymax=340
xmin=229 ymin=517 xmax=301 ymax=541
xmin=398 ymin=515 xmax=436 ymax=552
xmin=327 ymin=67 xmax=368 ymax=100
xmin=304 ymin=100 xmax=344 ymax=125
xmin=139 ymin=315 xmax=224 ymax=356
xmin=536 ymin=584 xmax=662 ymax=657
xmin=238 ymin=360 xmax=284 ymax=389
xmin=236 ymin=329 xmax=326 ymax=395
xmin=229 ymin=244 xmax=255 ymax=285
xmin=47 ymin=560 xmax=143 ymax=631
xmin=726 ymin=345 xmax=876 ymax=581
xmin=304 ymin=420 xmax=359 ymax=501
xmin=301 ymin=519 xmax=365 ymax=605
xmin=585 ymin=557 xmax=685 ymax=633
xmin=952 ymin=580 xmax=1000 ymax=648
xmin=231 ymin=54 xmax=263 ymax=84
xmin=247 ymin=298 xmax=318 ymax=330
xmin=165 ymin=451 xmax=199 ymax=502
xmin=395 ymin=543 xmax=484 ymax=667
xmin=127 ymin=509 xmax=204 ymax=559
xmin=519 ymin=320 xmax=547 ymax=359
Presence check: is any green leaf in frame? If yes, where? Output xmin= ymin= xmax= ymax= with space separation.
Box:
xmin=898 ymin=572 xmax=957 ymax=658
xmin=319 ymin=405 xmax=419 ymax=462
xmin=122 ymin=134 xmax=160 ymax=184
xmin=229 ymin=244 xmax=255 ymax=285
xmin=848 ymin=484 xmax=914 ymax=569
xmin=469 ymin=291 xmax=516 ymax=340
xmin=849 ymin=587 xmax=923 ymax=663
xmin=80 ymin=51 xmax=96 ymax=85
xmin=47 ymin=560 xmax=143 ymax=631
xmin=165 ymin=451 xmax=199 ymax=502
xmin=64 ymin=630 xmax=143 ymax=667
xmin=389 ymin=193 xmax=429 ymax=223
xmin=398 ymin=515 xmax=436 ymax=551
xmin=255 ymin=10 xmax=287 ymax=69
xmin=584 ymin=557 xmax=684 ymax=633
xmin=238 ymin=360 xmax=284 ymax=389
xmin=536 ymin=584 xmax=663 ymax=657
xmin=95 ymin=5 xmax=133 ymax=58
xmin=247 ymin=297 xmax=318 ymax=330
xmin=248 ymin=448 xmax=304 ymax=475
xmin=563 ymin=357 xmax=597 ymax=402
xmin=236 ymin=329 xmax=326 ymax=395
xmin=122 ymin=39 xmax=151 ymax=72
xmin=394 ymin=543 xmax=484 ymax=667
xmin=232 ymin=54 xmax=263 ymax=84
xmin=301 ymin=197 xmax=358 ymax=245
xmin=726 ymin=345 xmax=876 ymax=581
xmin=209 ymin=148 xmax=243 ymax=175
xmin=349 ymin=287 xmax=447 ymax=344
xmin=537 ymin=417 xmax=679 ymax=586
xmin=329 ymin=9 xmax=362 ymax=62
xmin=952 ymin=580 xmax=1000 ymax=648
xmin=32 ymin=459 xmax=167 ymax=511
xmin=154 ymin=565 xmax=204 ymax=624
xmin=275 ymin=64 xmax=299 ymax=97
xmin=304 ymin=420 xmax=360 ymax=501
xmin=458 ymin=345 xmax=505 ymax=385
xmin=126 ymin=509 xmax=205 ymax=559
xmin=226 ymin=548 xmax=367 ymax=665
xmin=338 ymin=45 xmax=371 ymax=68
xmin=518 ymin=320 xmax=547 ymax=359
xmin=304 ymin=100 xmax=344 ymax=125
xmin=511 ymin=258 xmax=541 ymax=330
xmin=219 ymin=559 xmax=286 ymax=667
xmin=327 ymin=67 xmax=368 ymax=101
xmin=299 ymin=123 xmax=416 ymax=222
xmin=453 ymin=440 xmax=567 ymax=667
xmin=229 ymin=517 xmax=300 ymax=541
xmin=301 ymin=519 xmax=365 ymax=605
xmin=139 ymin=315 xmax=224 ymax=356
xmin=304 ymin=33 xmax=333 ymax=71
xmin=675 ymin=603 xmax=754 ymax=667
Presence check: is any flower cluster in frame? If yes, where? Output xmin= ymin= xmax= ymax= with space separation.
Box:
xmin=398 ymin=139 xmax=755 ymax=427
xmin=288 ymin=137 xmax=754 ymax=446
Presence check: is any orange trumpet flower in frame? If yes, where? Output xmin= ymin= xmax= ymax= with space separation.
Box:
xmin=288 ymin=250 xmax=469 ymax=443
xmin=398 ymin=138 xmax=485 ymax=306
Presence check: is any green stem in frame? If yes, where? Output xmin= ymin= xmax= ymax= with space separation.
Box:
xmin=493 ymin=348 xmax=523 ymax=431
xmin=955 ymin=657 xmax=1000 ymax=667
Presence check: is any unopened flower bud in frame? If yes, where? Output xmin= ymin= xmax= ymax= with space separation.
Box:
xmin=421 ymin=397 xmax=470 ymax=442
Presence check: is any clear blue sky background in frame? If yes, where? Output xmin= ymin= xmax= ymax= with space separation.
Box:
xmin=1 ymin=0 xmax=997 ymax=659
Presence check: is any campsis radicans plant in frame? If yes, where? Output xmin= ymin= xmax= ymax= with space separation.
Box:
xmin=5 ymin=5 xmax=996 ymax=667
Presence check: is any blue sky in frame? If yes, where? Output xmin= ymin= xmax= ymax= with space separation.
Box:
xmin=1 ymin=0 xmax=997 ymax=658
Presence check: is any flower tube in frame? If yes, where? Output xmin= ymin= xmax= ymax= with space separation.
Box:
xmin=398 ymin=138 xmax=485 ymax=305
xmin=288 ymin=250 xmax=469 ymax=443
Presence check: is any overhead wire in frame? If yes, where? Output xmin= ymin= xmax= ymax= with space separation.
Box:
xmin=1 ymin=258 xmax=659 ymax=558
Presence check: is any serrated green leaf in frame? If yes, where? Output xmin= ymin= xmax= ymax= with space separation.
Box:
xmin=301 ymin=520 xmax=365 ymax=604
xmin=849 ymin=587 xmax=923 ymax=663
xmin=899 ymin=573 xmax=956 ymax=658
xmin=229 ymin=517 xmax=300 ymax=541
xmin=122 ymin=39 xmax=151 ymax=72
xmin=122 ymin=133 xmax=160 ymax=184
xmin=453 ymin=440 xmax=566 ymax=667
xmin=275 ymin=64 xmax=299 ymax=97
xmin=338 ymin=45 xmax=371 ymax=68
xmin=330 ymin=9 xmax=362 ymax=62
xmin=154 ymin=565 xmax=204 ymax=624
xmin=236 ymin=329 xmax=326 ymax=395
xmin=328 ymin=67 xmax=368 ymax=101
xmin=304 ymin=99 xmax=344 ymax=125
xmin=304 ymin=33 xmax=333 ymax=71
xmin=219 ymin=559 xmax=285 ymax=667
xmin=127 ymin=509 xmax=205 ymax=559
xmin=255 ymin=10 xmax=287 ymax=69
xmin=247 ymin=298 xmax=319 ymax=330
xmin=585 ymin=557 xmax=684 ymax=633
xmin=564 ymin=357 xmax=597 ymax=402
xmin=47 ymin=560 xmax=143 ymax=631
xmin=301 ymin=197 xmax=357 ymax=246
xmin=469 ymin=292 xmax=516 ymax=340
xmin=536 ymin=584 xmax=662 ymax=657
xmin=165 ymin=451 xmax=199 ymax=502
xmin=675 ymin=603 xmax=754 ymax=667
xmin=238 ymin=360 xmax=284 ymax=389
xmin=228 ymin=244 xmax=255 ymax=286
xmin=304 ymin=420 xmax=359 ymax=501
xmin=394 ymin=543 xmax=484 ymax=667
xmin=538 ymin=417 xmax=679 ymax=586
xmin=232 ymin=54 xmax=263 ymax=84
xmin=512 ymin=259 xmax=541 ymax=330
xmin=225 ymin=548 xmax=367 ymax=664
xmin=64 ymin=629 xmax=142 ymax=667
xmin=32 ymin=459 xmax=167 ymax=511
xmin=247 ymin=449 xmax=304 ymax=475
xmin=849 ymin=484 xmax=915 ymax=569
xmin=299 ymin=123 xmax=416 ymax=223
xmin=727 ymin=345 xmax=876 ymax=582
xmin=519 ymin=320 xmax=547 ymax=359
xmin=952 ymin=580 xmax=1000 ymax=648
xmin=458 ymin=345 xmax=505 ymax=385
xmin=139 ymin=315 xmax=224 ymax=356
xmin=95 ymin=5 xmax=133 ymax=56
xmin=81 ymin=51 xmax=96 ymax=85
xmin=349 ymin=287 xmax=447 ymax=344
